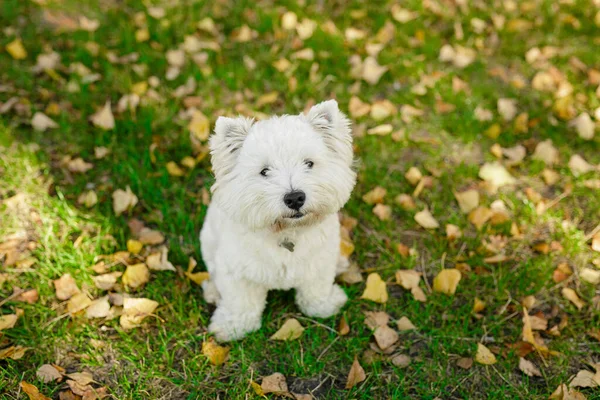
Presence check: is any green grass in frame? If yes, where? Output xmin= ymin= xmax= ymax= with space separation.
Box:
xmin=1 ymin=0 xmax=600 ymax=399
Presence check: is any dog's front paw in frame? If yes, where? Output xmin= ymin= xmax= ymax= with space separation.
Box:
xmin=208 ymin=312 xmax=261 ymax=342
xmin=297 ymin=284 xmax=347 ymax=319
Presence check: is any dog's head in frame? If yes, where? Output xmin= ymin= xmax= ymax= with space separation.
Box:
xmin=209 ymin=100 xmax=356 ymax=231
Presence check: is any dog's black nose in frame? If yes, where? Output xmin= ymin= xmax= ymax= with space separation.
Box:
xmin=284 ymin=191 xmax=306 ymax=211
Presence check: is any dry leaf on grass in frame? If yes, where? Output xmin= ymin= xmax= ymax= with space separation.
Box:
xmin=202 ymin=338 xmax=229 ymax=365
xmin=338 ymin=262 xmax=363 ymax=284
xmin=457 ymin=357 xmax=473 ymax=369
xmin=569 ymin=154 xmax=596 ymax=176
xmin=362 ymin=56 xmax=388 ymax=85
xmin=119 ymin=297 xmax=158 ymax=330
xmin=373 ymin=204 xmax=392 ymax=220
xmin=338 ymin=315 xmax=350 ymax=335
xmin=346 ymin=356 xmax=366 ymax=389
xmin=0 ymin=346 xmax=29 ymax=360
xmin=395 ymin=270 xmax=421 ymax=290
xmin=562 ymin=288 xmax=585 ymax=310
xmin=92 ymin=272 xmax=122 ymax=291
xmin=67 ymin=293 xmax=92 ymax=314
xmin=270 ymin=318 xmax=305 ymax=341
xmin=185 ymin=257 xmax=210 ymax=285
xmin=454 ymin=190 xmax=479 ymax=213
xmin=475 ymin=343 xmax=497 ymax=365
xmin=396 ymin=316 xmax=416 ymax=331
xmin=498 ymin=98 xmax=518 ymax=121
xmin=532 ymin=140 xmax=559 ymax=165
xmin=414 ymin=209 xmax=439 ymax=229
xmin=146 ymin=247 xmax=175 ymax=271
xmin=405 ymin=167 xmax=423 ymax=186
xmin=364 ymin=311 xmax=390 ymax=330
xmin=571 ymin=112 xmax=595 ymax=140
xmin=77 ymin=191 xmax=98 ymax=208
xmin=261 ymin=373 xmax=289 ymax=395
xmin=53 ymin=274 xmax=80 ymax=300
xmin=433 ymin=269 xmax=461 ymax=295
xmin=85 ymin=296 xmax=110 ymax=319
xmin=90 ymin=101 xmax=115 ymax=130
xmin=373 ymin=325 xmax=398 ymax=350
xmin=31 ymin=112 xmax=58 ymax=132
xmin=126 ymin=239 xmax=143 ymax=254
xmin=362 ymin=186 xmax=386 ymax=204
xmin=137 ymin=228 xmax=165 ymax=245
xmin=580 ymin=268 xmax=600 ymax=285
xmin=0 ymin=314 xmax=18 ymax=331
xmin=361 ymin=273 xmax=388 ymax=303
xmin=36 ymin=364 xmax=62 ymax=383
xmin=549 ymin=384 xmax=587 ymax=400
xmin=446 ymin=224 xmax=462 ymax=241
xmin=479 ymin=162 xmax=516 ymax=187
xmin=6 ymin=39 xmax=28 ymax=60
xmin=112 ymin=186 xmax=138 ymax=216
xmin=122 ymin=263 xmax=150 ymax=288
xmin=569 ymin=369 xmax=599 ymax=388
xmin=19 ymin=381 xmax=50 ymax=400
xmin=519 ymin=357 xmax=542 ymax=377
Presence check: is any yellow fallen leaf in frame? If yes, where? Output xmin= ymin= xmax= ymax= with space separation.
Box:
xmin=185 ymin=257 xmax=210 ymax=285
xmin=0 ymin=314 xmax=18 ymax=331
xmin=19 ymin=381 xmax=50 ymax=400
xmin=361 ymin=273 xmax=388 ymax=303
xmin=468 ymin=206 xmax=493 ymax=230
xmin=475 ymin=343 xmax=497 ymax=365
xmin=367 ymin=124 xmax=393 ymax=136
xmin=473 ymin=298 xmax=486 ymax=313
xmin=0 ymin=346 xmax=29 ymax=360
xmin=345 ymin=356 xmax=366 ymax=389
xmin=414 ymin=209 xmax=439 ymax=229
xmin=189 ymin=110 xmax=210 ymax=141
xmin=362 ymin=186 xmax=386 ymax=204
xmin=122 ymin=263 xmax=150 ymax=288
xmin=92 ymin=272 xmax=122 ymax=291
xmin=202 ymin=338 xmax=230 ymax=365
xmin=562 ymin=288 xmax=585 ymax=310
xmin=270 ymin=318 xmax=305 ymax=341
xmin=433 ymin=269 xmax=461 ymax=295
xmin=454 ymin=190 xmax=479 ymax=213
xmin=405 ymin=167 xmax=423 ymax=186
xmin=119 ymin=297 xmax=159 ymax=330
xmin=166 ymin=161 xmax=185 ymax=177
xmin=281 ymin=11 xmax=298 ymax=30
xmin=6 ymin=39 xmax=27 ymax=60
xmin=127 ymin=239 xmax=143 ymax=254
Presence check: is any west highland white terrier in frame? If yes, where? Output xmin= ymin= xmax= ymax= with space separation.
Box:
xmin=200 ymin=100 xmax=356 ymax=341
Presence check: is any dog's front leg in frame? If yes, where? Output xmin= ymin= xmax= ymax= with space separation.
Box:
xmin=295 ymin=275 xmax=347 ymax=319
xmin=208 ymin=278 xmax=267 ymax=342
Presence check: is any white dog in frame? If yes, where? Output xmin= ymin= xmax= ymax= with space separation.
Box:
xmin=200 ymin=100 xmax=356 ymax=342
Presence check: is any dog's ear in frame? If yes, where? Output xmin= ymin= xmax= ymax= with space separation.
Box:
xmin=209 ymin=116 xmax=254 ymax=185
xmin=306 ymin=100 xmax=353 ymax=165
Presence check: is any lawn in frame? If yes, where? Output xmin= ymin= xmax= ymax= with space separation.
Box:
xmin=1 ymin=0 xmax=600 ymax=399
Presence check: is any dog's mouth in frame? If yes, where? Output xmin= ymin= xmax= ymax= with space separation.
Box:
xmin=286 ymin=212 xmax=305 ymax=220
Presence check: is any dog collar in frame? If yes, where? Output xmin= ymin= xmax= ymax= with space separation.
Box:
xmin=279 ymin=239 xmax=295 ymax=252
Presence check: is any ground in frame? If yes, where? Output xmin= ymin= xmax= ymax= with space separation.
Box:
xmin=1 ymin=0 xmax=600 ymax=399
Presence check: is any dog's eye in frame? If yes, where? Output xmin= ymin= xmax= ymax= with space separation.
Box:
xmin=305 ymin=160 xmax=314 ymax=169
xmin=260 ymin=168 xmax=269 ymax=177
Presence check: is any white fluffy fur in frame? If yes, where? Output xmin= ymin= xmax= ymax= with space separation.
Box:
xmin=199 ymin=100 xmax=356 ymax=341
